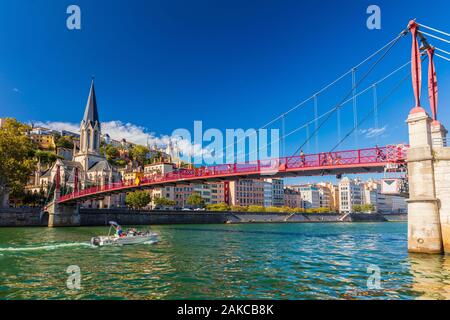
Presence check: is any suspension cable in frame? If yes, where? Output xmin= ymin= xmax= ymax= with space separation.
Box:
xmin=418 ymin=23 xmax=450 ymax=37
xmin=329 ymin=55 xmax=427 ymax=153
xmin=435 ymin=47 xmax=450 ymax=62
xmin=419 ymin=30 xmax=450 ymax=44
xmin=330 ymin=72 xmax=412 ymax=152
xmin=313 ymin=95 xmax=318 ymax=153
xmin=436 ymin=53 xmax=450 ymax=62
xmin=352 ymin=68 xmax=358 ymax=148
xmin=291 ymin=30 xmax=407 ymax=156
xmin=220 ymin=30 xmax=410 ymax=158
xmin=243 ymin=60 xmax=411 ymax=160
xmin=260 ymin=33 xmax=405 ymax=128
xmin=435 ymin=47 xmax=450 ymax=55
xmin=373 ymin=84 xmax=379 ymax=145
xmin=317 ymin=69 xmax=414 ymax=177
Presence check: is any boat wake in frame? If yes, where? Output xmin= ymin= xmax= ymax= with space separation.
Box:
xmin=0 ymin=242 xmax=93 ymax=253
xmin=0 ymin=239 xmax=158 ymax=253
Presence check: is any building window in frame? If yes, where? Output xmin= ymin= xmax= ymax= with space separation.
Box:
xmin=87 ymin=130 xmax=91 ymax=149
xmin=93 ymin=130 xmax=98 ymax=150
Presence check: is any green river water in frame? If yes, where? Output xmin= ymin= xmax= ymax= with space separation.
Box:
xmin=0 ymin=222 xmax=449 ymax=300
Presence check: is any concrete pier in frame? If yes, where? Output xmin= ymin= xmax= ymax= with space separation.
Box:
xmin=406 ymin=108 xmax=450 ymax=254
xmin=406 ymin=109 xmax=443 ymax=253
xmin=431 ymin=122 xmax=450 ymax=252
xmin=46 ymin=200 xmax=80 ymax=227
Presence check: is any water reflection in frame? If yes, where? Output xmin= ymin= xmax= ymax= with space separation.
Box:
xmin=409 ymin=253 xmax=450 ymax=300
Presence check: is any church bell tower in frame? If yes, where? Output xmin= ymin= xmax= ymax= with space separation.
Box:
xmin=73 ymin=78 xmax=106 ymax=173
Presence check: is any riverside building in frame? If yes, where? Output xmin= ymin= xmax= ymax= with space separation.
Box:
xmin=286 ymin=184 xmax=320 ymax=209
xmin=338 ymin=177 xmax=363 ymax=213
xmin=229 ymin=179 xmax=264 ymax=206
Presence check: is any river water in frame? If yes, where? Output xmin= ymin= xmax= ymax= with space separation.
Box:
xmin=0 ymin=222 xmax=449 ymax=300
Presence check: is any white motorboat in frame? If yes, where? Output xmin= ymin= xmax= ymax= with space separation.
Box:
xmin=90 ymin=221 xmax=158 ymax=247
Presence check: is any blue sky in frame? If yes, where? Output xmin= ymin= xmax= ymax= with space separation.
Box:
xmin=1 ymin=0 xmax=449 ymax=173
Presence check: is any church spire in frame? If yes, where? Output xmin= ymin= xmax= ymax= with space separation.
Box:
xmin=82 ymin=77 xmax=99 ymax=126
xmin=79 ymin=77 xmax=101 ymax=155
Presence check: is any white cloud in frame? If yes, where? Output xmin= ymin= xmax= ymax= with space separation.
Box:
xmin=13 ymin=88 xmax=20 ymax=93
xmin=360 ymin=125 xmax=387 ymax=138
xmin=35 ymin=121 xmax=80 ymax=134
xmin=34 ymin=120 xmax=207 ymax=158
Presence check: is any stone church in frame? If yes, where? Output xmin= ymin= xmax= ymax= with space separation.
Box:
xmin=40 ymin=80 xmax=123 ymax=208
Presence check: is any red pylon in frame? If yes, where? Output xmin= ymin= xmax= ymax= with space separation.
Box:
xmin=426 ymin=47 xmax=439 ymax=125
xmin=409 ymin=20 xmax=425 ymax=114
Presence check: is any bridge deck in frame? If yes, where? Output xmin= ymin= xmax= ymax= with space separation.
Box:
xmin=58 ymin=145 xmax=407 ymax=204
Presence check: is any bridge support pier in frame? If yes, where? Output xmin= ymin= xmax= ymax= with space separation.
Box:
xmin=46 ymin=201 xmax=80 ymax=227
xmin=406 ymin=109 xmax=443 ymax=254
xmin=431 ymin=122 xmax=450 ymax=253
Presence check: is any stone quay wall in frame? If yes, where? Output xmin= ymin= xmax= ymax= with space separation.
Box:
xmin=0 ymin=207 xmax=47 ymax=227
xmin=0 ymin=208 xmax=407 ymax=227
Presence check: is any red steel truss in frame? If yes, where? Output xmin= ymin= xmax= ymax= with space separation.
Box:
xmin=57 ymin=145 xmax=408 ymax=204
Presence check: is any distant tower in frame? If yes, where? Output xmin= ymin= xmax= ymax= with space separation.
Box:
xmin=73 ymin=78 xmax=106 ymax=173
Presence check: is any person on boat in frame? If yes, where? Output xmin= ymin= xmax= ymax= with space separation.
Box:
xmin=116 ymin=226 xmax=124 ymax=237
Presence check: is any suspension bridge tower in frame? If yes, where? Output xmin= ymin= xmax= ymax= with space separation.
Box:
xmin=406 ymin=21 xmax=450 ymax=254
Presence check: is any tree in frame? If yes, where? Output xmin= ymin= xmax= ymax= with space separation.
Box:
xmin=9 ymin=189 xmax=46 ymax=207
xmin=304 ymin=207 xmax=330 ymax=214
xmin=254 ymin=205 xmax=265 ymax=212
xmin=187 ymin=192 xmax=205 ymax=208
xmin=106 ymin=145 xmax=119 ymax=159
xmin=130 ymin=145 xmax=150 ymax=166
xmin=0 ymin=119 xmax=36 ymax=207
xmin=125 ymin=191 xmax=151 ymax=209
xmin=265 ymin=206 xmax=283 ymax=213
xmin=35 ymin=150 xmax=62 ymax=165
xmin=52 ymin=132 xmax=61 ymax=142
xmin=362 ymin=203 xmax=376 ymax=213
xmin=352 ymin=204 xmax=363 ymax=213
xmin=153 ymin=196 xmax=176 ymax=207
xmin=230 ymin=205 xmax=247 ymax=212
xmin=206 ymin=203 xmax=230 ymax=212
xmin=247 ymin=205 xmax=265 ymax=212
xmin=55 ymin=136 xmax=74 ymax=149
xmin=114 ymin=159 xmax=127 ymax=167
xmin=100 ymin=144 xmax=121 ymax=164
xmin=290 ymin=207 xmax=305 ymax=213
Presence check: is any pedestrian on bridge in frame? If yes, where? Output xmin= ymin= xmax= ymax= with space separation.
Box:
xmin=300 ymin=150 xmax=306 ymax=167
xmin=320 ymin=152 xmax=327 ymax=166
xmin=327 ymin=153 xmax=334 ymax=165
xmin=376 ymin=145 xmax=385 ymax=161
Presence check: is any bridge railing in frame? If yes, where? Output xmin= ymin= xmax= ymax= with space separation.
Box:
xmin=58 ymin=145 xmax=408 ymax=202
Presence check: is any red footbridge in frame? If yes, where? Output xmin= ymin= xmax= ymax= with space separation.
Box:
xmin=56 ymin=20 xmax=448 ymax=206
xmin=58 ymin=145 xmax=407 ymax=204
